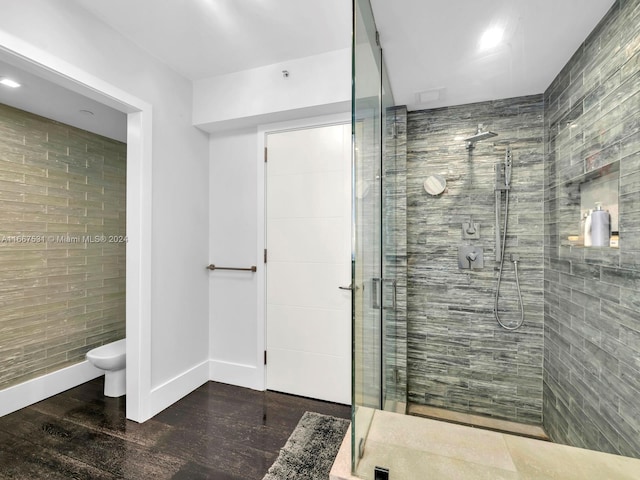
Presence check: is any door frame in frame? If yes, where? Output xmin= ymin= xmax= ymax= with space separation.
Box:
xmin=0 ymin=33 xmax=153 ymax=422
xmin=256 ymin=112 xmax=351 ymax=391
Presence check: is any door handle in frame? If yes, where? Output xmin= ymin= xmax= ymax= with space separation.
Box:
xmin=382 ymin=279 xmax=397 ymax=310
xmin=339 ymin=284 xmax=353 ymax=290
xmin=372 ymin=278 xmax=380 ymax=309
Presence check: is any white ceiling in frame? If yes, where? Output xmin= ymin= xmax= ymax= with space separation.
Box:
xmin=0 ymin=59 xmax=127 ymax=142
xmin=0 ymin=0 xmax=616 ymax=138
xmin=71 ymin=0 xmax=614 ymax=110
xmin=72 ymin=0 xmax=353 ymax=80
xmin=370 ymin=0 xmax=616 ymax=110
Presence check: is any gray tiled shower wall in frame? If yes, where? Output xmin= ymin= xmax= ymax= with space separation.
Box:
xmin=0 ymin=103 xmax=126 ymax=390
xmin=543 ymin=0 xmax=640 ymax=457
xmin=406 ymin=96 xmax=546 ymax=424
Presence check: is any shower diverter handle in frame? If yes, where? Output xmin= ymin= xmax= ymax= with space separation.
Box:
xmin=466 ymin=251 xmax=477 ymax=268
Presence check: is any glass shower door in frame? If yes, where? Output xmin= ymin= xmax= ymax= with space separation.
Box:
xmin=352 ymin=0 xmax=401 ymax=473
xmin=352 ymin=0 xmax=382 ymax=469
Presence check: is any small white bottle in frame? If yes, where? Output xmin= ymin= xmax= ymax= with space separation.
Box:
xmin=591 ymin=203 xmax=611 ymax=247
xmin=584 ymin=209 xmax=593 ymax=247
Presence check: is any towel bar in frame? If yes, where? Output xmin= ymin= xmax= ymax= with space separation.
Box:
xmin=206 ymin=264 xmax=257 ymax=272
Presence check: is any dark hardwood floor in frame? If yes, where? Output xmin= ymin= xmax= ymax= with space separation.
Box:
xmin=0 ymin=378 xmax=351 ymax=479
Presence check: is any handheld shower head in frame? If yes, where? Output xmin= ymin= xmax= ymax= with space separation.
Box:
xmin=465 ymin=124 xmax=498 ymax=150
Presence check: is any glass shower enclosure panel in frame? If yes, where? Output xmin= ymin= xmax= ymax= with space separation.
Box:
xmin=352 ymin=0 xmax=399 ymax=473
xmin=352 ymin=0 xmax=381 ymax=468
xmin=380 ymin=56 xmax=404 ymax=411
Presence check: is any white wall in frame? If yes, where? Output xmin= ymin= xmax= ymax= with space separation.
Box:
xmin=194 ymin=48 xmax=351 ymax=133
xmin=0 ymin=0 xmax=210 ymax=419
xmin=208 ymin=129 xmax=261 ymax=388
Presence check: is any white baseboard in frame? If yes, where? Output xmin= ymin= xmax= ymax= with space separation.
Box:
xmin=148 ymin=360 xmax=209 ymax=418
xmin=0 ymin=358 xmax=262 ymax=421
xmin=209 ymin=359 xmax=264 ymax=391
xmin=0 ymin=361 xmax=103 ymax=417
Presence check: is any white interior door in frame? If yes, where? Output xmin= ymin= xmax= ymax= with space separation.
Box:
xmin=266 ymin=123 xmax=352 ymax=405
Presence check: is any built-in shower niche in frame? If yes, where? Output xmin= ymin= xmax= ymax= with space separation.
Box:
xmin=562 ymin=160 xmax=619 ymax=250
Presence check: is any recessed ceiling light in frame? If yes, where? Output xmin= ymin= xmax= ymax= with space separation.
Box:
xmin=79 ymin=109 xmax=95 ymax=116
xmin=479 ymin=27 xmax=504 ymax=51
xmin=0 ymin=77 xmax=21 ymax=88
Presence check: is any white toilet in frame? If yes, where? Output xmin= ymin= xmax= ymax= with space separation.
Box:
xmin=86 ymin=339 xmax=126 ymax=397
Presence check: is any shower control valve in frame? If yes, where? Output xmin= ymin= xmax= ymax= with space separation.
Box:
xmin=458 ymin=246 xmax=484 ymax=270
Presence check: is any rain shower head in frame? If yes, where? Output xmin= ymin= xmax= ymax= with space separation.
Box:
xmin=465 ymin=124 xmax=498 ymax=150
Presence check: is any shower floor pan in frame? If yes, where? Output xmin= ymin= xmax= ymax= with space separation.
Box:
xmin=408 ymin=403 xmax=549 ymax=441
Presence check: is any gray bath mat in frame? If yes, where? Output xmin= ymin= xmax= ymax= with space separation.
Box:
xmin=262 ymin=411 xmax=350 ymax=480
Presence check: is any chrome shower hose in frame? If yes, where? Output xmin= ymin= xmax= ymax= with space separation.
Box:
xmin=494 ymin=190 xmax=525 ymax=330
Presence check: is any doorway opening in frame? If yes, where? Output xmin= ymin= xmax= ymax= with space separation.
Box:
xmin=0 ymin=42 xmax=152 ymax=422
